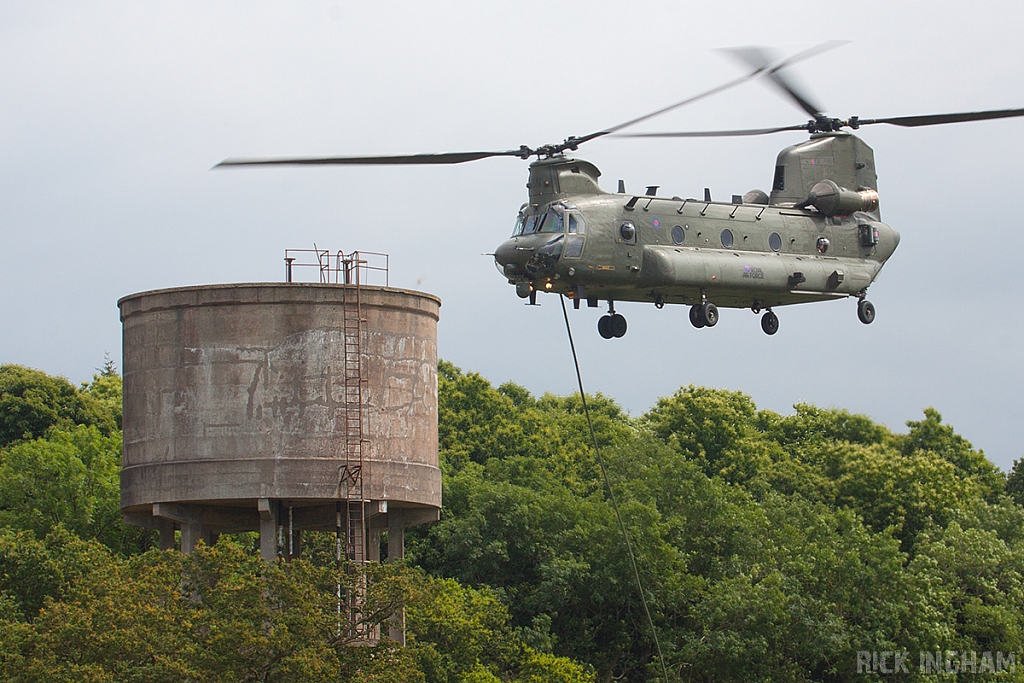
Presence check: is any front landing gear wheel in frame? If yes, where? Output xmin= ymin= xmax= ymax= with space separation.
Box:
xmin=689 ymin=305 xmax=705 ymax=328
xmin=857 ymin=300 xmax=875 ymax=325
xmin=761 ymin=311 xmax=779 ymax=335
xmin=598 ymin=314 xmax=627 ymax=339
xmin=609 ymin=313 xmax=627 ymax=338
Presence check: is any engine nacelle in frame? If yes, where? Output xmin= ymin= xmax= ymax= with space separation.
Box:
xmin=801 ymin=179 xmax=879 ymax=217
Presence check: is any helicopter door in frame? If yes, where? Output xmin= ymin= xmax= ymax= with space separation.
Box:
xmin=614 ymin=219 xmax=641 ymax=277
xmin=563 ymin=212 xmax=585 ymax=259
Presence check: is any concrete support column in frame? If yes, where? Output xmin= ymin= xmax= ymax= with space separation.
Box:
xmin=387 ymin=509 xmax=405 ymax=561
xmin=259 ymin=498 xmax=278 ymax=562
xmin=388 ymin=508 xmax=406 ymax=644
xmin=181 ymin=517 xmax=203 ymax=555
xmin=367 ymin=528 xmax=381 ymax=562
xmin=156 ymin=518 xmax=175 ymax=551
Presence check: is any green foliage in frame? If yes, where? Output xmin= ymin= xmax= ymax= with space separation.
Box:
xmin=406 ymin=574 xmax=593 ymax=683
xmin=80 ymin=371 xmax=122 ymax=433
xmin=644 ymin=385 xmax=756 ymax=470
xmin=0 ymin=366 xmax=150 ymax=556
xmin=0 ymin=361 xmax=1019 ymax=683
xmin=899 ymin=408 xmax=1003 ymax=499
xmin=418 ymin=365 xmax=1021 ymax=683
xmin=437 ymin=361 xmax=629 ymax=493
xmin=0 ymin=527 xmax=113 ymax=621
xmin=0 ymin=536 xmax=589 ymax=683
xmin=0 ymin=365 xmax=120 ymax=448
xmin=0 ymin=426 xmax=152 ymax=555
xmin=0 ymin=427 xmax=119 ymax=540
xmin=0 ymin=366 xmax=83 ymax=447
xmin=1006 ymin=458 xmax=1024 ymax=507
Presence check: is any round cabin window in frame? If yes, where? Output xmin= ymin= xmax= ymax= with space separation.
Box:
xmin=619 ymin=221 xmax=636 ymax=242
xmin=769 ymin=232 xmax=782 ymax=251
xmin=671 ymin=225 xmax=685 ymax=244
xmin=721 ymin=229 xmax=734 ymax=249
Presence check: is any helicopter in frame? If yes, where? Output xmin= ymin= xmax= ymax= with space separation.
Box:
xmin=217 ymin=43 xmax=1024 ymax=339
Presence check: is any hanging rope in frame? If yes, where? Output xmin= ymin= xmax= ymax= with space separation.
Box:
xmin=559 ymin=295 xmax=670 ymax=682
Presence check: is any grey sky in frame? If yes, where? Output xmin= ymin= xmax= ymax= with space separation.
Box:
xmin=2 ymin=1 xmax=1023 ymax=469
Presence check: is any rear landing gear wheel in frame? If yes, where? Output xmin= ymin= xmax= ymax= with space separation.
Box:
xmin=701 ymin=302 xmax=719 ymax=327
xmin=609 ymin=313 xmax=627 ymax=338
xmin=689 ymin=305 xmax=705 ymax=329
xmin=689 ymin=303 xmax=719 ymax=328
xmin=857 ymin=300 xmax=875 ymax=325
xmin=761 ymin=310 xmax=779 ymax=335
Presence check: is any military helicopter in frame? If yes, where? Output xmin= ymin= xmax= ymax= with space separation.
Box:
xmin=217 ymin=43 xmax=1024 ymax=339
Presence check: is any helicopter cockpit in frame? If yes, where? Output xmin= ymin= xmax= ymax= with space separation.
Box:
xmin=511 ymin=202 xmax=586 ymax=237
xmin=499 ymin=202 xmax=589 ymax=284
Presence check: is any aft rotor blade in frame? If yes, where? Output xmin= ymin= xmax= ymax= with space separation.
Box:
xmin=723 ymin=41 xmax=847 ymax=119
xmin=614 ymin=123 xmax=811 ymax=138
xmin=857 ymin=108 xmax=1024 ymax=128
xmin=214 ymin=149 xmax=527 ymax=168
xmin=572 ymin=41 xmax=845 ymax=146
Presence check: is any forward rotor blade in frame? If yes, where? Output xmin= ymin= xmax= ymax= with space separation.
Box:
xmin=770 ymin=40 xmax=850 ymax=73
xmin=214 ymin=149 xmax=526 ymax=168
xmin=572 ymin=41 xmax=846 ymax=146
xmin=614 ymin=123 xmax=811 ymax=138
xmin=578 ymin=70 xmax=767 ymax=143
xmin=857 ymin=108 xmax=1024 ymax=128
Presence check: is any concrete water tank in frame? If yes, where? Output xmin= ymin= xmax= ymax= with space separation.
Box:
xmin=119 ymin=283 xmax=441 ymax=562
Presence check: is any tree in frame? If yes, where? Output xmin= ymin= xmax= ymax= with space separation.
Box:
xmin=406 ymin=574 xmax=594 ymax=683
xmin=643 ymin=385 xmax=756 ymax=473
xmin=0 ymin=366 xmax=84 ymax=447
xmin=0 ymin=364 xmax=120 ymax=448
xmin=0 ymin=425 xmax=151 ymax=555
xmin=1006 ymin=458 xmax=1024 ymax=507
xmin=899 ymin=408 xmax=1003 ymax=499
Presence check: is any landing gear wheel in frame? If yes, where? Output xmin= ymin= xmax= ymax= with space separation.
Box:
xmin=761 ymin=311 xmax=779 ymax=335
xmin=857 ymin=300 xmax=875 ymax=325
xmin=689 ymin=305 xmax=706 ymax=329
xmin=597 ymin=315 xmax=613 ymax=339
xmin=609 ymin=313 xmax=627 ymax=338
xmin=701 ymin=302 xmax=719 ymax=327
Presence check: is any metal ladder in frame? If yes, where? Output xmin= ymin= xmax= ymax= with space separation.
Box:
xmin=336 ymin=256 xmax=374 ymax=640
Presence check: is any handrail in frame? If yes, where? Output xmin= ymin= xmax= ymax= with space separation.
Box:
xmin=283 ymin=248 xmax=389 ymax=287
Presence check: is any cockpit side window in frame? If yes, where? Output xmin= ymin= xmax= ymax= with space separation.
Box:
xmin=522 ymin=214 xmax=539 ymax=234
xmin=568 ymin=213 xmax=585 ymax=234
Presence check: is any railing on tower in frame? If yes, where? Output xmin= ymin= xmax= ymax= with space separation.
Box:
xmin=284 ymin=247 xmax=389 ymax=287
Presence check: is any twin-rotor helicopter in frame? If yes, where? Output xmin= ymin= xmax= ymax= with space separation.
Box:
xmin=217 ymin=43 xmax=1024 ymax=339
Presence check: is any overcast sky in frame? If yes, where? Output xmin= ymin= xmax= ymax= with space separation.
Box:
xmin=2 ymin=1 xmax=1023 ymax=470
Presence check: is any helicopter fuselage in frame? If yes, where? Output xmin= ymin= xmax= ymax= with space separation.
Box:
xmin=494 ymin=150 xmax=899 ymax=330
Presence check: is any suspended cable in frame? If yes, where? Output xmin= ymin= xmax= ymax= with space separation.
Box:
xmin=559 ymin=295 xmax=670 ymax=683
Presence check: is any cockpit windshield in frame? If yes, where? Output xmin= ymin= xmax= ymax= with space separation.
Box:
xmin=512 ymin=213 xmax=524 ymax=236
xmin=537 ymin=209 xmax=564 ymax=233
xmin=512 ymin=203 xmax=584 ymax=237
xmin=512 ymin=213 xmax=539 ymax=236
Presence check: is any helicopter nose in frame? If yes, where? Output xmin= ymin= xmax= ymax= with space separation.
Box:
xmin=494 ymin=240 xmax=516 ymax=267
xmin=494 ymin=240 xmax=527 ymax=280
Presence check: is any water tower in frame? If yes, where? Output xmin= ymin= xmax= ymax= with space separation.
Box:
xmin=119 ymin=252 xmax=441 ymax=582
